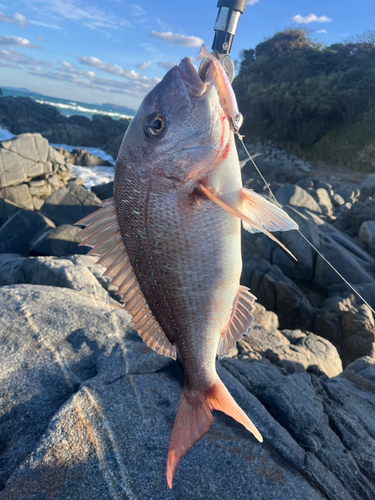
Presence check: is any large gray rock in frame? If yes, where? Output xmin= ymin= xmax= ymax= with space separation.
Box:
xmin=239 ymin=325 xmax=342 ymax=377
xmin=54 ymin=147 xmax=113 ymax=167
xmin=0 ymin=254 xmax=111 ymax=305
xmin=359 ymin=220 xmax=375 ymax=255
xmin=30 ymin=224 xmax=90 ymax=256
xmin=315 ymin=296 xmax=375 ymax=367
xmin=276 ymin=184 xmax=321 ymax=213
xmin=0 ymin=198 xmax=19 ymax=226
xmin=1 ymin=281 xmax=375 ymax=498
xmin=0 ymin=183 xmax=34 ymax=211
xmin=0 ymin=133 xmax=48 ymax=188
xmin=242 ymin=254 xmax=316 ymax=331
xmin=360 ymin=174 xmax=375 ymax=200
xmin=0 ymin=284 xmax=171 ymax=492
xmin=41 ymin=181 xmax=101 ymax=226
xmin=0 ymin=210 xmax=55 ymax=256
xmin=91 ymin=181 xmax=114 ymax=200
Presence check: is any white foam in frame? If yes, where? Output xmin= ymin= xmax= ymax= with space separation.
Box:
xmin=35 ymin=99 xmax=133 ymax=120
xmin=70 ymin=165 xmax=114 ymax=189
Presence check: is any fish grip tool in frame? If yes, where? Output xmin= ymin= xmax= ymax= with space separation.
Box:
xmin=206 ymin=0 xmax=247 ymax=82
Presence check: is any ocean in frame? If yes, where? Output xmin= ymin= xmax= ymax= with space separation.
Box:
xmin=0 ymin=87 xmax=135 ymax=188
xmin=1 ymin=87 xmax=136 ymax=121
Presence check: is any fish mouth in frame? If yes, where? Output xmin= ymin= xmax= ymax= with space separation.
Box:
xmin=178 ymin=57 xmax=214 ymax=98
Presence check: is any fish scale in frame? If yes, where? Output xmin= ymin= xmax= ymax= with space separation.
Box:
xmin=114 ymin=151 xmax=241 ymax=382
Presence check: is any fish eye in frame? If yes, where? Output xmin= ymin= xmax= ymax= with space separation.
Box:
xmin=144 ymin=112 xmax=166 ymax=137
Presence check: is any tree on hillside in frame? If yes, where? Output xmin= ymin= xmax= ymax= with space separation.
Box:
xmin=233 ymin=29 xmax=375 ymax=147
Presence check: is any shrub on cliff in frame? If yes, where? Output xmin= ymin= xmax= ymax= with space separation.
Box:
xmin=234 ymin=28 xmax=375 ymax=149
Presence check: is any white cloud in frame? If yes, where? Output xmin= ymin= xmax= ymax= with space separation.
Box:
xmin=28 ymin=64 xmax=161 ymax=100
xmin=0 ymin=49 xmax=51 ymax=66
xmin=129 ymin=4 xmax=146 ymax=16
xmin=316 ymin=30 xmax=327 ymax=34
xmin=35 ymin=36 xmax=45 ymax=42
xmin=135 ymin=61 xmax=151 ymax=70
xmin=0 ymin=11 xmax=28 ymax=27
xmin=149 ymin=31 xmax=203 ymax=47
xmin=29 ymin=20 xmax=63 ymax=29
xmin=157 ymin=61 xmax=176 ymax=70
xmin=30 ymin=0 xmax=131 ymax=30
xmin=247 ymin=0 xmax=259 ymax=5
xmin=0 ymin=36 xmax=43 ymax=49
xmin=292 ymin=14 xmax=332 ymax=24
xmin=79 ymin=56 xmax=140 ymax=80
xmin=13 ymin=13 xmax=28 ymax=27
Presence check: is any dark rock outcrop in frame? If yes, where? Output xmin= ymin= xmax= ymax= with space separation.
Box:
xmin=54 ymin=147 xmax=113 ymax=167
xmin=0 ymin=97 xmax=130 ymax=160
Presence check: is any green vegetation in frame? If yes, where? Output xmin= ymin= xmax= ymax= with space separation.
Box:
xmin=233 ymin=29 xmax=375 ymax=171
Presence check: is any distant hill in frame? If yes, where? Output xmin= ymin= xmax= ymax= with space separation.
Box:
xmin=233 ymin=28 xmax=375 ymax=172
xmin=2 ymin=86 xmax=33 ymax=94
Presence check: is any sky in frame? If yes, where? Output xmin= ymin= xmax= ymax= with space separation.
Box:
xmin=0 ymin=0 xmax=373 ymax=110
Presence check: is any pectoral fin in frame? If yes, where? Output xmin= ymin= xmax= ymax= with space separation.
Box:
xmin=198 ymin=184 xmax=298 ymax=261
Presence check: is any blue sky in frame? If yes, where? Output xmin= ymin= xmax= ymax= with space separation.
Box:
xmin=0 ymin=0 xmax=373 ymax=110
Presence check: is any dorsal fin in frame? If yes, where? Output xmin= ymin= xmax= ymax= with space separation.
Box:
xmin=217 ymin=286 xmax=256 ymax=357
xmin=75 ymin=198 xmax=177 ymax=360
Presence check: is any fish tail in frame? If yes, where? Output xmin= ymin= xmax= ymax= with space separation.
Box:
xmin=166 ymin=377 xmax=262 ymax=488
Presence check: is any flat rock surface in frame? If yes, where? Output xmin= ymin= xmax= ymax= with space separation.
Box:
xmin=0 ymin=279 xmax=375 ymax=499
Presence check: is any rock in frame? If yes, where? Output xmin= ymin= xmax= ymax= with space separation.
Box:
xmin=54 ymin=147 xmax=113 ymax=167
xmin=349 ymin=198 xmax=375 ymax=232
xmin=0 ymin=133 xmax=72 ymax=211
xmin=0 ymin=284 xmax=171 ymax=491
xmin=0 ymin=198 xmax=19 ymax=226
xmin=316 ymin=296 xmax=375 ymax=367
xmin=360 ymin=174 xmax=375 ymax=200
xmin=0 ymin=183 xmax=33 ymax=210
xmin=359 ymin=220 xmax=375 ymax=255
xmin=272 ymin=207 xmax=320 ymax=281
xmin=332 ymin=193 xmax=345 ymax=207
xmin=41 ymin=182 xmax=101 ymax=226
xmin=242 ymin=254 xmax=316 ymax=331
xmin=1 ymin=277 xmax=375 ymax=498
xmin=314 ymin=188 xmax=333 ymax=216
xmin=30 ymin=224 xmax=90 ymax=256
xmin=0 ymin=133 xmax=48 ymax=187
xmin=0 ymin=97 xmax=130 ymax=160
xmin=0 ymin=254 xmax=112 ymax=305
xmin=296 ymin=179 xmax=314 ymax=189
xmin=0 ymin=210 xmax=55 ymax=256
xmin=276 ymin=185 xmax=321 ymax=213
xmin=238 ymin=324 xmax=342 ymax=377
xmin=316 ymin=181 xmax=332 ymax=191
xmin=91 ymin=181 xmax=114 ymax=200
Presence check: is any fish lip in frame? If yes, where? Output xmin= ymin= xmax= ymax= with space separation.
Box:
xmin=178 ymin=57 xmax=211 ymax=98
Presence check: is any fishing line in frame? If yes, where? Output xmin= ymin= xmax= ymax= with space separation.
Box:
xmin=239 ymin=137 xmax=375 ymax=316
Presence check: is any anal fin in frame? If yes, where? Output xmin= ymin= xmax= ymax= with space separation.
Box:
xmin=198 ymin=184 xmax=298 ymax=261
xmin=75 ymin=198 xmax=177 ymax=360
xmin=217 ymin=286 xmax=255 ymax=357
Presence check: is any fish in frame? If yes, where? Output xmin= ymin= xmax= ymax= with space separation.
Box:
xmin=76 ymin=54 xmax=298 ymax=488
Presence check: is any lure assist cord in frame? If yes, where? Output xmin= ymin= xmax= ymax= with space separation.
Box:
xmin=238 ymin=138 xmax=375 ymax=316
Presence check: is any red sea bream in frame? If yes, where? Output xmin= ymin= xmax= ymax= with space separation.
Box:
xmin=76 ymin=54 xmax=298 ymax=488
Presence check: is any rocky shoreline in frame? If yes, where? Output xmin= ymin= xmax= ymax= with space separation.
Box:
xmin=0 ymin=121 xmax=375 ymax=499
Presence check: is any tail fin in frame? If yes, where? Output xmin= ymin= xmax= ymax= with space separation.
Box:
xmin=166 ymin=378 xmax=262 ymax=488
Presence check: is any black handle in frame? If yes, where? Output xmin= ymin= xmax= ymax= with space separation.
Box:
xmin=212 ymin=0 xmax=246 ymax=56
